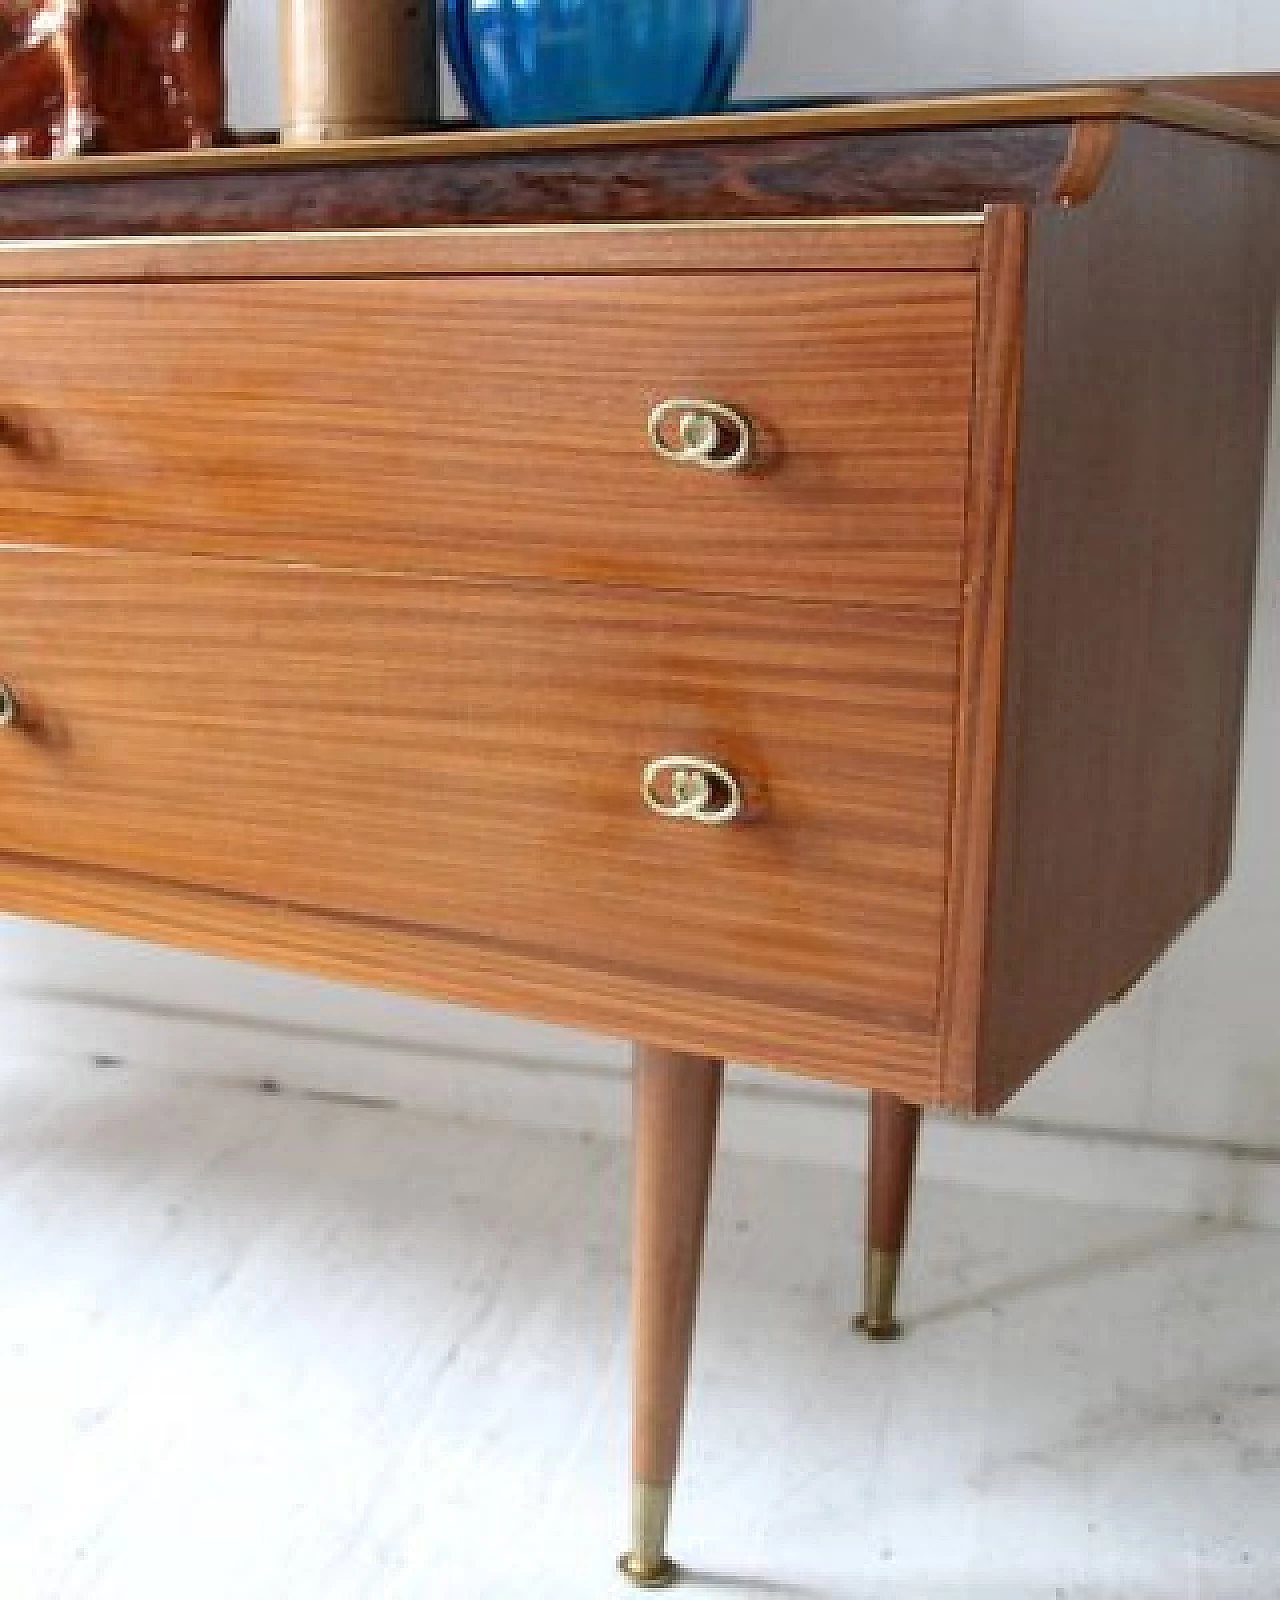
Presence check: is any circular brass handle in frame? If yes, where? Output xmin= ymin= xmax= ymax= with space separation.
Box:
xmin=643 ymin=756 xmax=744 ymax=827
xmin=0 ymin=681 xmax=19 ymax=729
xmin=647 ymin=399 xmax=753 ymax=472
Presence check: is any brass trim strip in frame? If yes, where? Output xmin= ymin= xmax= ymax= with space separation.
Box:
xmin=1136 ymin=87 xmax=1280 ymax=150
xmin=0 ymin=213 xmax=987 ymax=256
xmin=0 ymin=82 xmax=1273 ymax=187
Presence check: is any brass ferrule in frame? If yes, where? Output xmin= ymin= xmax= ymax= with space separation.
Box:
xmin=619 ymin=1480 xmax=678 ymax=1588
xmin=855 ymin=1246 xmax=904 ymax=1341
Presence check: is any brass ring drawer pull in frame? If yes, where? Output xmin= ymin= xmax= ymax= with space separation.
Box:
xmin=647 ymin=399 xmax=753 ymax=472
xmin=643 ymin=756 xmax=744 ymax=826
xmin=0 ymin=680 xmax=19 ymax=729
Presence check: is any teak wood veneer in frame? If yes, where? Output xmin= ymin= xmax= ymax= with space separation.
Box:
xmin=0 ymin=80 xmax=1276 ymax=1583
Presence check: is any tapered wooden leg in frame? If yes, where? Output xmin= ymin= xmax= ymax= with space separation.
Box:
xmin=620 ymin=1046 xmax=724 ymax=1589
xmin=855 ymin=1091 xmax=922 ymax=1341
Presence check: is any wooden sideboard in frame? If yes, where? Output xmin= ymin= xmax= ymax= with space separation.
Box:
xmin=0 ymin=81 xmax=1276 ymax=1585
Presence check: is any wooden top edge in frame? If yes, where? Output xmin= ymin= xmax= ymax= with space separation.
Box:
xmin=1133 ymin=86 xmax=1280 ymax=149
xmin=0 ymin=216 xmax=986 ymax=285
xmin=1165 ymin=74 xmax=1280 ymax=117
xmin=0 ymin=80 xmax=1274 ymax=187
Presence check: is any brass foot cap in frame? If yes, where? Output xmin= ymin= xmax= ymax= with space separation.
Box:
xmin=854 ymin=1312 xmax=905 ymax=1342
xmin=619 ymin=1552 xmax=680 ymax=1589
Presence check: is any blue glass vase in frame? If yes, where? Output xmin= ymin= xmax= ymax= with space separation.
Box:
xmin=443 ymin=0 xmax=750 ymax=128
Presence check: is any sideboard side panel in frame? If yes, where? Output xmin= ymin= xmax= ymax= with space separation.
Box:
xmin=976 ymin=122 xmax=1280 ymax=1111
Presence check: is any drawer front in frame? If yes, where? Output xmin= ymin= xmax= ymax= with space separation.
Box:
xmin=0 ymin=553 xmax=960 ymax=1031
xmin=0 ymin=273 xmax=977 ymax=608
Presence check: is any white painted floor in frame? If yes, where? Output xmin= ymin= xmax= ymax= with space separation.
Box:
xmin=0 ymin=1052 xmax=1276 ymax=1600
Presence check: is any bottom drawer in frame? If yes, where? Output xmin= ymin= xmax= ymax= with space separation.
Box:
xmin=0 ymin=552 xmax=959 ymax=1033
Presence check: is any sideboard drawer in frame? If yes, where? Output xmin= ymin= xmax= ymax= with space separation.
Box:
xmin=0 ymin=272 xmax=977 ymax=608
xmin=0 ymin=552 xmax=960 ymax=1032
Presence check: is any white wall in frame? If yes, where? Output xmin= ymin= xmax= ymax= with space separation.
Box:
xmin=226 ymin=1 xmax=1280 ymax=129
xmin=3 ymin=2 xmax=1278 ymax=1205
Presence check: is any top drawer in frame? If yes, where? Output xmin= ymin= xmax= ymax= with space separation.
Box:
xmin=0 ymin=272 xmax=977 ymax=607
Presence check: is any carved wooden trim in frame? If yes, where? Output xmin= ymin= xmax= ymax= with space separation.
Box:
xmin=1052 ymin=119 xmax=1120 ymax=207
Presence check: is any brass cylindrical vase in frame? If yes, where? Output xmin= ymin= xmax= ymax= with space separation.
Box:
xmin=279 ymin=0 xmax=436 ymax=143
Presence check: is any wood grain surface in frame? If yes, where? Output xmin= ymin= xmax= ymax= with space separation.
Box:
xmin=0 ymin=100 xmax=1273 ymax=1115
xmin=972 ymin=123 xmax=1280 ymax=1110
xmin=865 ymin=1091 xmax=923 ymax=1253
xmin=0 ymin=217 xmax=987 ymax=285
xmin=0 ymin=79 xmax=1273 ymax=239
xmin=0 ymin=272 xmax=978 ymax=609
xmin=0 ymin=551 xmax=960 ymax=1035
xmin=0 ymin=849 xmax=943 ymax=1093
xmin=631 ymin=1047 xmax=723 ymax=1488
xmin=938 ymin=204 xmax=1028 ymax=1106
xmin=0 ymin=123 xmax=1077 ymax=238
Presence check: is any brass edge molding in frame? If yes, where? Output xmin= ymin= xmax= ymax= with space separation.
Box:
xmin=1134 ymin=88 xmax=1280 ymax=151
xmin=0 ymin=216 xmax=986 ymax=283
xmin=0 ymin=90 xmax=1130 ymax=184
xmin=0 ymin=213 xmax=987 ymax=254
xmin=0 ymin=82 xmax=1274 ymax=187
